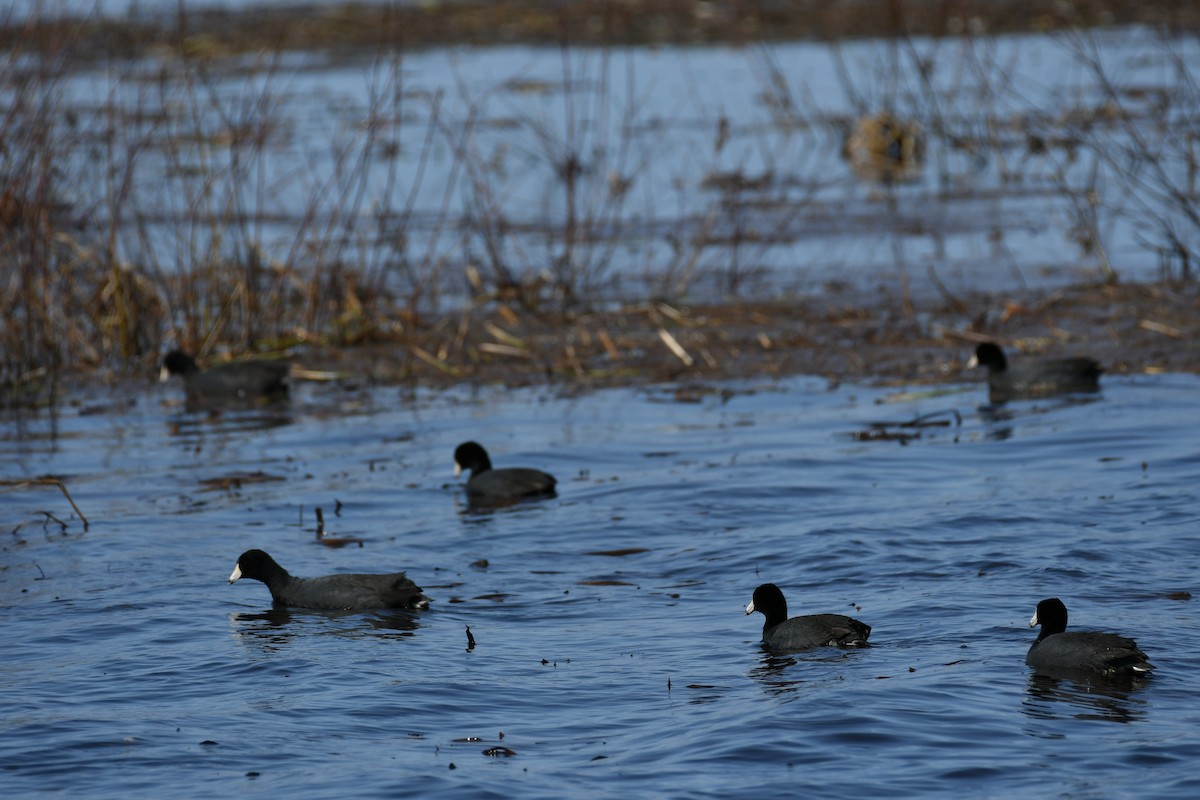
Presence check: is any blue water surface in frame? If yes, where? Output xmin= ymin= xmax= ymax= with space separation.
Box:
xmin=2 ymin=373 xmax=1199 ymax=798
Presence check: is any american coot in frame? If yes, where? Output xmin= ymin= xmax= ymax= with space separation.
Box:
xmin=228 ymin=549 xmax=430 ymax=611
xmin=745 ymin=583 xmax=871 ymax=651
xmin=1027 ymin=598 xmax=1154 ymax=675
xmin=453 ymin=441 xmax=557 ymax=504
xmin=160 ymin=350 xmax=289 ymax=404
xmin=967 ymin=342 xmax=1101 ymax=402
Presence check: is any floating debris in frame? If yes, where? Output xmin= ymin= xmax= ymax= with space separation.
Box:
xmin=199 ymin=471 xmax=284 ymax=491
xmin=0 ymin=478 xmax=90 ymax=531
xmin=483 ymin=746 xmax=517 ymax=758
xmin=850 ymin=408 xmax=962 ymax=444
xmin=585 ymin=548 xmax=649 ymax=557
xmin=314 ymin=507 xmax=365 ymax=548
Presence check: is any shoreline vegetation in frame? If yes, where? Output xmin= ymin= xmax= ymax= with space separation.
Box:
xmin=5 ymin=1 xmax=1198 ymax=62
xmin=10 ymin=279 xmax=1199 ymax=402
xmin=294 ymin=279 xmax=1200 ymax=394
xmin=2 ymin=0 xmax=1198 ymax=402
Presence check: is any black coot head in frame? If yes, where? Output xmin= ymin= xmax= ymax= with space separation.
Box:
xmin=746 ymin=583 xmax=787 ymax=622
xmin=454 ymin=441 xmax=493 ymax=476
xmin=161 ymin=350 xmax=199 ymax=377
xmin=1030 ymin=597 xmax=1069 ymax=637
xmin=229 ymin=549 xmax=284 ymax=584
xmin=971 ymin=342 xmax=1008 ymax=372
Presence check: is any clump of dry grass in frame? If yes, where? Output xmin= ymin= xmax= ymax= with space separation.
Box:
xmin=0 ymin=14 xmax=424 ymax=396
xmin=0 ymin=24 xmax=163 ymax=389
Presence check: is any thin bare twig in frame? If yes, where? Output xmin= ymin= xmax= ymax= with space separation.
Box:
xmin=0 ymin=479 xmax=90 ymax=531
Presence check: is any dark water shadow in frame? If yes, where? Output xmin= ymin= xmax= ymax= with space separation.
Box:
xmin=166 ymin=404 xmax=294 ymax=439
xmin=747 ymin=645 xmax=869 ymax=696
xmin=230 ymin=606 xmax=422 ymax=647
xmin=977 ymin=394 xmax=1104 ymax=441
xmin=1021 ymin=668 xmax=1151 ymax=723
xmin=985 ymin=386 xmax=1103 ymax=406
xmin=454 ymin=492 xmax=559 ymax=521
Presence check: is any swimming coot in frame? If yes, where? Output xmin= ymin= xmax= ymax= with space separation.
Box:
xmin=968 ymin=342 xmax=1101 ymax=402
xmin=228 ymin=549 xmax=429 ymax=611
xmin=1026 ymin=597 xmax=1153 ymax=676
xmin=160 ymin=350 xmax=289 ymax=404
xmin=453 ymin=441 xmax=557 ymax=504
xmin=745 ymin=583 xmax=871 ymax=651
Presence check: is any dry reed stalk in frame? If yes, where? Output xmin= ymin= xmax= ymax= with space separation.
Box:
xmin=596 ymin=328 xmax=620 ymax=359
xmin=1137 ymin=319 xmax=1183 ymax=338
xmin=563 ymin=343 xmax=584 ymax=377
xmin=937 ymin=328 xmax=997 ymax=345
xmin=410 ymin=345 xmax=461 ymax=376
xmin=477 ymin=343 xmax=532 ymax=358
xmin=657 ymin=328 xmax=694 ymax=367
xmin=483 ymin=322 xmax=526 ymax=348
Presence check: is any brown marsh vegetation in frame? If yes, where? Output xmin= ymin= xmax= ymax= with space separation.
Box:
xmin=1 ymin=0 xmax=1197 ymax=399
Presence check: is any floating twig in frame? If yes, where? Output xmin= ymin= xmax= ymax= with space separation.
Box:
xmin=0 ymin=479 xmax=89 ymax=531
xmin=851 ymin=408 xmax=962 ymax=443
xmin=199 ymin=471 xmax=284 ymax=491
xmin=897 ymin=408 xmax=963 ymax=428
xmin=41 ymin=511 xmax=67 ymax=532
xmin=315 ymin=506 xmax=364 ymax=548
xmin=851 ymin=429 xmax=920 ymax=443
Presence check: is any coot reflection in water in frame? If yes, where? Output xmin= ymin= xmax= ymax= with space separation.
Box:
xmin=976 ymin=395 xmax=1103 ymax=441
xmin=165 ymin=407 xmax=295 ymax=438
xmin=1022 ymin=671 xmax=1151 ymax=724
xmin=230 ymin=608 xmax=423 ymax=646
xmin=747 ymin=650 xmax=858 ymax=696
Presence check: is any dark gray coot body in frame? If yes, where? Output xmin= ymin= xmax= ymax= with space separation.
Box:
xmin=229 ymin=549 xmax=430 ymax=611
xmin=453 ymin=441 xmax=557 ymax=503
xmin=969 ymin=342 xmax=1101 ymax=401
xmin=1026 ymin=597 xmax=1153 ymax=676
xmin=745 ymin=583 xmax=871 ymax=651
xmin=160 ymin=350 xmax=289 ymax=402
